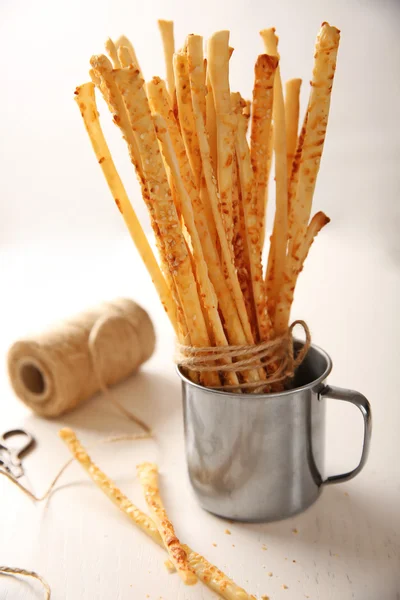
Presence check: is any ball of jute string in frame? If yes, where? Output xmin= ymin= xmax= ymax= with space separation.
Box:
xmin=175 ymin=320 xmax=311 ymax=391
xmin=7 ymin=298 xmax=155 ymax=419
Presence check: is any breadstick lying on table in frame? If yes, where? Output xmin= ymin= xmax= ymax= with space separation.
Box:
xmin=59 ymin=429 xmax=257 ymax=599
xmin=58 ymin=429 xmax=163 ymax=546
xmin=137 ymin=462 xmax=197 ymax=585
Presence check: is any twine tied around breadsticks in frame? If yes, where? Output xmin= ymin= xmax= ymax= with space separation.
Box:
xmin=175 ymin=320 xmax=311 ymax=391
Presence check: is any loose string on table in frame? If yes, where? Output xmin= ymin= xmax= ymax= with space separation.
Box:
xmin=175 ymin=320 xmax=311 ymax=390
xmin=0 ymin=433 xmax=151 ymax=502
xmin=0 ymin=566 xmax=51 ymax=599
xmin=0 ymin=432 xmax=152 ymax=599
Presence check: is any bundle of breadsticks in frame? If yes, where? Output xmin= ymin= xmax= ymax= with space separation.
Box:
xmin=75 ymin=21 xmax=340 ymax=392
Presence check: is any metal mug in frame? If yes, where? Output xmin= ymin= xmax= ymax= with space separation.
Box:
xmin=178 ymin=341 xmax=372 ymax=522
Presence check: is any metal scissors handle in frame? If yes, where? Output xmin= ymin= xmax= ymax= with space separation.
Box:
xmin=0 ymin=429 xmax=36 ymax=478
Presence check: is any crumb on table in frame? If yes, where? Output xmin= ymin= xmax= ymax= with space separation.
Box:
xmin=268 ymin=572 xmax=273 ymax=577
xmin=225 ymin=529 xmax=231 ymax=535
xmin=292 ymin=528 xmax=298 ymax=534
xmin=282 ymin=584 xmax=289 ymax=589
xmin=212 ymin=543 xmax=217 ymax=547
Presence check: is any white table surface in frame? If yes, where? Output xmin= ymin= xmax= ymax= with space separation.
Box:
xmin=0 ymin=230 xmax=399 ymax=600
xmin=1 ymin=0 xmax=399 ymax=598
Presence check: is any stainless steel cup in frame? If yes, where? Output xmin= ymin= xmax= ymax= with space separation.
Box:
xmin=178 ymin=341 xmax=372 ymax=522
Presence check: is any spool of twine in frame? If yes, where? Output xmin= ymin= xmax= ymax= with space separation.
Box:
xmin=7 ymin=298 xmax=155 ymax=417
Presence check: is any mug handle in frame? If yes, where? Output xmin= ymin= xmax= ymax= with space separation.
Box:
xmin=319 ymin=385 xmax=372 ymax=485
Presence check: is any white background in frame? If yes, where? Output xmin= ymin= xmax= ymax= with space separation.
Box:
xmin=0 ymin=0 xmax=399 ymax=599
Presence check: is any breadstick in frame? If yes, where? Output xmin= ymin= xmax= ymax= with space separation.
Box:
xmin=90 ymin=54 xmax=188 ymax=344
xmin=158 ymin=20 xmax=175 ymax=99
xmin=206 ymin=70 xmax=217 ymax=170
xmin=288 ymin=23 xmax=340 ymax=268
xmin=260 ymin=29 xmax=288 ymax=327
xmin=184 ymin=40 xmax=218 ymax=247
xmin=74 ymin=82 xmax=178 ymax=333
xmin=105 ymin=37 xmax=121 ymax=68
xmin=115 ymin=35 xmax=142 ymax=75
xmin=173 ymin=52 xmax=201 ymax=182
xmin=114 ymin=65 xmax=219 ymax=386
xmin=58 ymin=429 xmax=163 ymax=547
xmin=147 ymin=78 xmax=261 ymax=384
xmin=154 ymin=114 xmax=240 ymax=387
xmin=274 ymin=211 xmax=330 ymax=332
xmin=285 ymin=78 xmax=302 ymax=180
xmin=207 ymin=31 xmax=236 ymax=247
xmin=232 ymin=154 xmax=258 ymax=340
xmin=137 ymin=462 xmax=197 ymax=586
xmin=287 ymin=112 xmax=307 ymax=230
xmin=186 ymin=35 xmax=207 ymax=141
xmin=60 ymin=429 xmax=257 ymax=598
xmin=250 ymin=54 xmax=278 ymax=253
xmin=232 ymin=92 xmax=273 ymax=342
xmin=183 ymin=545 xmax=257 ymax=600
xmin=189 ymin=51 xmax=255 ymax=344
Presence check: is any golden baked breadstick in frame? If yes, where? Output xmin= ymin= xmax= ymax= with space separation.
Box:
xmin=287 ymin=112 xmax=307 ymax=230
xmin=60 ymin=429 xmax=257 ymax=598
xmin=185 ymin=35 xmax=217 ymax=245
xmin=115 ymin=35 xmax=142 ymax=74
xmin=189 ymin=60 xmax=255 ymax=344
xmin=154 ymin=114 xmax=240 ymax=386
xmin=105 ymin=37 xmax=121 ymax=68
xmin=232 ymin=154 xmax=258 ymax=340
xmin=59 ymin=429 xmax=163 ymax=547
xmin=206 ymin=70 xmax=218 ymax=170
xmin=137 ymin=462 xmax=197 ymax=586
xmin=173 ymin=52 xmax=204 ymax=188
xmin=250 ymin=54 xmax=278 ymax=252
xmin=232 ymin=92 xmax=272 ymax=342
xmin=260 ymin=29 xmax=288 ymax=327
xmin=285 ymin=78 xmax=302 ymax=180
xmin=274 ymin=211 xmax=330 ymax=332
xmin=186 ymin=35 xmax=207 ymax=146
xmin=147 ymin=78 xmax=261 ymax=384
xmin=158 ymin=20 xmax=175 ymax=99
xmin=288 ymin=23 xmax=340 ymax=267
xmin=114 ymin=65 xmax=219 ymax=386
xmin=90 ymin=54 xmax=188 ymax=343
xmin=207 ymin=31 xmax=236 ymax=247
xmin=74 ymin=82 xmax=178 ymax=333
xmin=183 ymin=545 xmax=257 ymax=600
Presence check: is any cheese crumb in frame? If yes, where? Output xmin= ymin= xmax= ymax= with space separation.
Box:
xmin=225 ymin=529 xmax=231 ymax=535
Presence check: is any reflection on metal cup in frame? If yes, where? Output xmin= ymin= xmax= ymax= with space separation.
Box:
xmin=178 ymin=341 xmax=372 ymax=522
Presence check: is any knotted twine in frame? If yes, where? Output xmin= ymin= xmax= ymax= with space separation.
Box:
xmin=176 ymin=320 xmax=311 ymax=391
xmin=7 ymin=298 xmax=155 ymax=429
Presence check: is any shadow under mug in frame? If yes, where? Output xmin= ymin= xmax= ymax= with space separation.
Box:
xmin=178 ymin=341 xmax=372 ymax=522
